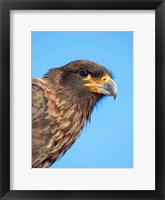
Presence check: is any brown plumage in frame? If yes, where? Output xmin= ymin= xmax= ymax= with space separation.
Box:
xmin=32 ymin=60 xmax=117 ymax=168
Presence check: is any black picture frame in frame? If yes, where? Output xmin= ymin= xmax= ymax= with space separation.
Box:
xmin=0 ymin=0 xmax=165 ymax=199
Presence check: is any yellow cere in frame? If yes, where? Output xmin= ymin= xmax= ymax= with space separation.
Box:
xmin=83 ymin=74 xmax=111 ymax=94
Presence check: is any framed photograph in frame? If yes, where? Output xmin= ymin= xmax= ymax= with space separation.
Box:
xmin=0 ymin=0 xmax=165 ymax=199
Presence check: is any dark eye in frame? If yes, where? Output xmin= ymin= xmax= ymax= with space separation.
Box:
xmin=79 ymin=69 xmax=89 ymax=78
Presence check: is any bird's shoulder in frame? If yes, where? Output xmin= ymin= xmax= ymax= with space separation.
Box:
xmin=32 ymin=78 xmax=71 ymax=167
xmin=32 ymin=77 xmax=87 ymax=167
xmin=32 ymin=78 xmax=57 ymax=118
xmin=32 ymin=78 xmax=59 ymax=167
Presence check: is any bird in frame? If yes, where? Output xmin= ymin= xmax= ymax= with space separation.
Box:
xmin=32 ymin=60 xmax=117 ymax=168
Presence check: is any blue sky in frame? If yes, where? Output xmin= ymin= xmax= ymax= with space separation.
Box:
xmin=32 ymin=32 xmax=133 ymax=168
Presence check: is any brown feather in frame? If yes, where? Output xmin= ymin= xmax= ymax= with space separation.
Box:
xmin=32 ymin=60 xmax=115 ymax=168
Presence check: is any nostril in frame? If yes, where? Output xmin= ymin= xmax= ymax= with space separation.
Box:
xmin=102 ymin=77 xmax=107 ymax=81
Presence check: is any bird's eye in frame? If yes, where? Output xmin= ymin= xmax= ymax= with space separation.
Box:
xmin=79 ymin=69 xmax=89 ymax=78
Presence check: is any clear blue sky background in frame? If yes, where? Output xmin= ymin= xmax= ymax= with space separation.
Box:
xmin=32 ymin=32 xmax=133 ymax=168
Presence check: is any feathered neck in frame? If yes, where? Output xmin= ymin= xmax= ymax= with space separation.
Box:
xmin=43 ymin=76 xmax=103 ymax=122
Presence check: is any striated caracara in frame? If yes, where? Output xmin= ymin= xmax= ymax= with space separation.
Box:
xmin=32 ymin=60 xmax=117 ymax=168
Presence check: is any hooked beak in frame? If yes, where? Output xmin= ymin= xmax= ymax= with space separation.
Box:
xmin=83 ymin=75 xmax=117 ymax=99
xmin=96 ymin=78 xmax=117 ymax=99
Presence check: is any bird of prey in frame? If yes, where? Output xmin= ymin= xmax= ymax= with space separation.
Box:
xmin=32 ymin=60 xmax=117 ymax=168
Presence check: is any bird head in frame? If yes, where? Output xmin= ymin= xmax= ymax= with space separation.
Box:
xmin=61 ymin=60 xmax=117 ymax=99
xmin=44 ymin=60 xmax=117 ymax=100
